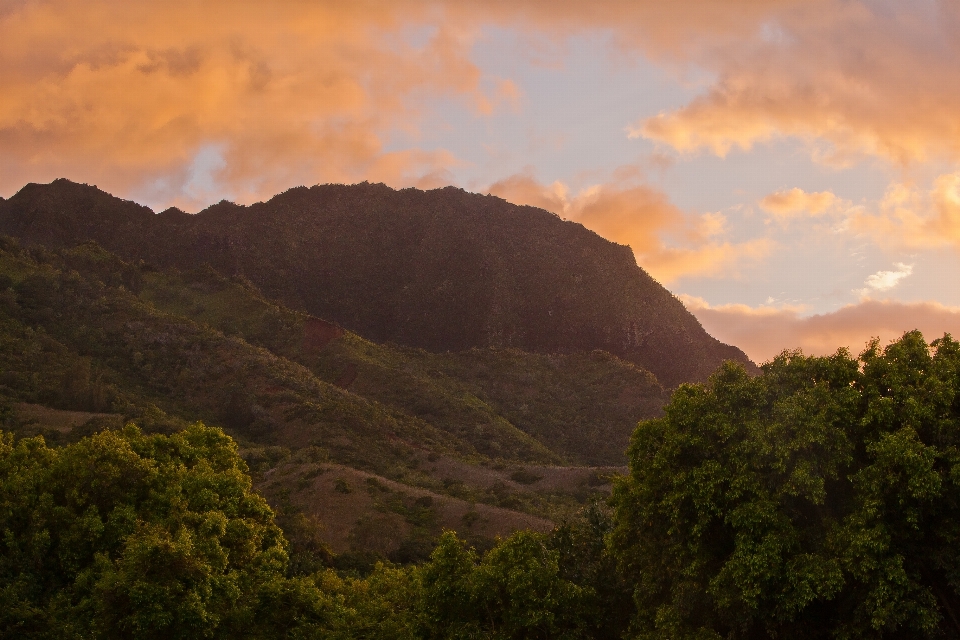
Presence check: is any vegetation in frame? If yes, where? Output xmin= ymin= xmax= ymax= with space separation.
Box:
xmin=4 ymin=179 xmax=960 ymax=637
xmin=0 ymin=423 xmax=608 ymax=638
xmin=611 ymin=332 xmax=960 ymax=638
xmin=0 ymin=178 xmax=753 ymax=386
xmin=0 ymin=236 xmax=650 ymax=559
xmin=4 ymin=329 xmax=960 ymax=638
xmin=0 ymin=422 xmax=287 ymax=638
xmin=138 ymin=263 xmax=665 ymax=466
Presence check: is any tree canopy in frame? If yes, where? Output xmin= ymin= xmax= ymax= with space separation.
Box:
xmin=0 ymin=422 xmax=292 ymax=638
xmin=0 ymin=422 xmax=603 ymax=639
xmin=611 ymin=331 xmax=960 ymax=639
xmin=9 ymin=328 xmax=960 ymax=639
xmin=419 ymin=529 xmax=592 ymax=639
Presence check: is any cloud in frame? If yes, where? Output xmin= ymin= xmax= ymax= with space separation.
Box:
xmin=626 ymin=2 xmax=960 ymax=166
xmin=488 ymin=170 xmax=773 ymax=282
xmin=4 ymin=0 xmax=959 ymax=211
xmin=642 ymin=239 xmax=774 ymax=283
xmin=849 ymin=172 xmax=960 ymax=250
xmin=751 ymin=172 xmax=960 ymax=260
xmin=486 ymin=171 xmax=570 ymax=215
xmin=853 ymin=263 xmax=913 ymax=298
xmin=682 ymin=295 xmax=960 ymax=364
xmin=760 ymin=187 xmax=839 ymax=218
xmin=0 ymin=1 xmax=510 ymax=209
xmin=464 ymin=0 xmax=818 ymax=58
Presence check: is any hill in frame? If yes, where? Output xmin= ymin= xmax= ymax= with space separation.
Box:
xmin=0 ymin=238 xmax=660 ymax=560
xmin=0 ymin=179 xmax=753 ymax=386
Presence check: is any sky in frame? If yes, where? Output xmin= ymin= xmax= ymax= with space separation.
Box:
xmin=3 ymin=0 xmax=960 ymax=363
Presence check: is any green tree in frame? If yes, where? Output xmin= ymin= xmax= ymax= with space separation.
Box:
xmin=610 ymin=331 xmax=960 ymax=639
xmin=0 ymin=422 xmax=289 ymax=639
xmin=549 ymin=500 xmax=634 ymax=639
xmin=419 ymin=529 xmax=592 ymax=639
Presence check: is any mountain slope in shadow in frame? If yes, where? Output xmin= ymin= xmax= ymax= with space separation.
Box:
xmin=0 ymin=178 xmax=754 ymax=385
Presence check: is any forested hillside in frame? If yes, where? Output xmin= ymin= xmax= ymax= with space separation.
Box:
xmin=0 ymin=237 xmax=662 ymax=561
xmin=0 ymin=179 xmax=753 ymax=386
xmin=5 ymin=332 xmax=960 ymax=638
xmin=10 ymin=178 xmax=953 ymax=638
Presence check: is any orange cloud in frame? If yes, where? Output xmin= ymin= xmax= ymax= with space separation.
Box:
xmin=642 ymin=239 xmax=774 ymax=283
xmin=3 ymin=0 xmax=953 ymax=210
xmin=488 ymin=171 xmax=773 ymax=283
xmin=682 ymin=295 xmax=960 ymax=364
xmin=457 ymin=0 xmax=818 ymax=58
xmin=486 ymin=172 xmax=570 ymax=215
xmin=760 ymin=187 xmax=839 ymax=218
xmin=632 ymin=3 xmax=960 ymax=165
xmin=849 ymin=172 xmax=960 ymax=250
xmin=0 ymin=1 xmax=513 ymax=209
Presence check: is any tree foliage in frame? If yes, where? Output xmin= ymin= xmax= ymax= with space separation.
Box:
xmin=419 ymin=530 xmax=593 ymax=639
xmin=0 ymin=421 xmax=607 ymax=639
xmin=550 ymin=500 xmax=634 ymax=639
xmin=0 ymin=422 xmax=291 ymax=638
xmin=611 ymin=331 xmax=960 ymax=639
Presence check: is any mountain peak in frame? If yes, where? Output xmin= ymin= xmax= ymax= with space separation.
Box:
xmin=0 ymin=179 xmax=754 ymax=385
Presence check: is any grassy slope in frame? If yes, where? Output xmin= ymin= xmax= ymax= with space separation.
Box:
xmin=138 ymin=266 xmax=560 ymax=465
xmin=0 ymin=243 xmax=463 ymax=470
xmin=0 ymin=239 xmax=662 ymax=556
xmin=138 ymin=263 xmax=666 ymax=467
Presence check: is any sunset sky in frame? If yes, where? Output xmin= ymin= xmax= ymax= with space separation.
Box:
xmin=3 ymin=0 xmax=960 ymax=363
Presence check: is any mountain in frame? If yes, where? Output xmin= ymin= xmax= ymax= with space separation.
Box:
xmin=0 ymin=179 xmax=753 ymax=386
xmin=0 ymin=238 xmax=661 ymax=560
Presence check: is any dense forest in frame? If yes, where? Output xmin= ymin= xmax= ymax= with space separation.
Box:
xmin=1 ymin=180 xmax=959 ymax=637
xmin=0 ymin=236 xmax=662 ymax=553
xmin=4 ymin=332 xmax=960 ymax=637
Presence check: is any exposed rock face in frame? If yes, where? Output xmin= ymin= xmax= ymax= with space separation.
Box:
xmin=0 ymin=179 xmax=754 ymax=385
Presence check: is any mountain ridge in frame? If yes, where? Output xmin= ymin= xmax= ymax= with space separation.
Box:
xmin=0 ymin=236 xmax=663 ymax=558
xmin=0 ymin=178 xmax=754 ymax=385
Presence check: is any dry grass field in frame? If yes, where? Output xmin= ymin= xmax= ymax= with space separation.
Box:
xmin=13 ymin=403 xmax=121 ymax=435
